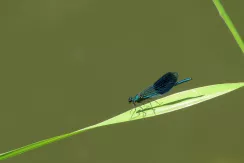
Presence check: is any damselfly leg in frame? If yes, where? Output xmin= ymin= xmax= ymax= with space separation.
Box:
xmin=130 ymin=103 xmax=144 ymax=118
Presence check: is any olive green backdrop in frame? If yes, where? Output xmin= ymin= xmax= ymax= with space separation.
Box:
xmin=0 ymin=0 xmax=243 ymax=163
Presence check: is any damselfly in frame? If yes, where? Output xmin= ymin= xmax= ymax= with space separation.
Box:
xmin=128 ymin=72 xmax=192 ymax=108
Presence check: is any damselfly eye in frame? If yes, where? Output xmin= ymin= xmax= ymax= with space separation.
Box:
xmin=128 ymin=97 xmax=132 ymax=103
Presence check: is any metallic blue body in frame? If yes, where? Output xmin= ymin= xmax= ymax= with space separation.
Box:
xmin=175 ymin=77 xmax=192 ymax=86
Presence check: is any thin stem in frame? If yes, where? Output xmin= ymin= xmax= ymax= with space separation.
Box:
xmin=213 ymin=0 xmax=244 ymax=54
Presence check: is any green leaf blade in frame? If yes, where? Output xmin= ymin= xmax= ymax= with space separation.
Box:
xmin=99 ymin=82 xmax=244 ymax=125
xmin=1 ymin=82 xmax=243 ymax=160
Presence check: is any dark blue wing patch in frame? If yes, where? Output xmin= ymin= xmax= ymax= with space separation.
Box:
xmin=153 ymin=72 xmax=178 ymax=94
xmin=139 ymin=72 xmax=178 ymax=99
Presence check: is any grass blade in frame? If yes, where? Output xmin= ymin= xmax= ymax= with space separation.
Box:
xmin=213 ymin=0 xmax=244 ymax=54
xmin=1 ymin=82 xmax=243 ymax=160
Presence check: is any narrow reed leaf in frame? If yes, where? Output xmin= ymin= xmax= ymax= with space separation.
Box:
xmin=1 ymin=82 xmax=243 ymax=160
xmin=213 ymin=0 xmax=244 ymax=53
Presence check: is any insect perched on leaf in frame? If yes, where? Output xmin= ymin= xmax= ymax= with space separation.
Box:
xmin=128 ymin=72 xmax=192 ymax=108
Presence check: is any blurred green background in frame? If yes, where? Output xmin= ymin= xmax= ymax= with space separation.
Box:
xmin=0 ymin=0 xmax=244 ymax=162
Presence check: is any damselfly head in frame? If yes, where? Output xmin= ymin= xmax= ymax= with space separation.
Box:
xmin=128 ymin=97 xmax=133 ymax=103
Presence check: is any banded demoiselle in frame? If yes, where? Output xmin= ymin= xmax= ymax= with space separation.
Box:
xmin=128 ymin=72 xmax=192 ymax=107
